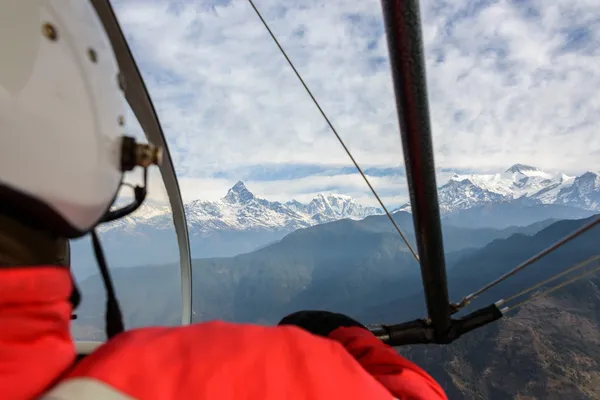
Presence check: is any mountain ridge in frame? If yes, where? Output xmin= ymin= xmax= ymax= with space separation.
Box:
xmin=400 ymin=164 xmax=600 ymax=214
xmin=102 ymin=181 xmax=384 ymax=235
xmin=71 ymin=166 xmax=599 ymax=274
xmin=105 ymin=164 xmax=600 ymax=236
xmin=72 ymin=214 xmax=600 ymax=399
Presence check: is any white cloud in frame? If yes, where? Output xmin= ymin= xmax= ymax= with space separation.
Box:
xmin=111 ymin=0 xmax=600 ymax=208
xmin=132 ymin=167 xmax=407 ymax=208
xmin=423 ymin=0 xmax=600 ymax=173
xmin=245 ymin=173 xmax=407 ymax=206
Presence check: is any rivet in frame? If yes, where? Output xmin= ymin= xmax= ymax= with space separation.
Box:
xmin=42 ymin=23 xmax=58 ymax=41
xmin=117 ymin=72 xmax=126 ymax=91
xmin=118 ymin=115 xmax=125 ymax=126
xmin=87 ymin=48 xmax=98 ymax=63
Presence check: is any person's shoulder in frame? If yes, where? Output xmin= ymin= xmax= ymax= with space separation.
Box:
xmin=81 ymin=321 xmax=342 ymax=363
xmin=68 ymin=321 xmax=396 ymax=399
xmin=175 ymin=320 xmax=341 ymax=350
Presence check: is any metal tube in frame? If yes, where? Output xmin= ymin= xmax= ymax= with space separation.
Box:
xmin=380 ymin=0 xmax=451 ymax=335
xmin=92 ymin=0 xmax=193 ymax=326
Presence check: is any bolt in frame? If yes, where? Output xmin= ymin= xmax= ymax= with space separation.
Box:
xmin=117 ymin=72 xmax=126 ymax=91
xmin=135 ymin=143 xmax=163 ymax=168
xmin=87 ymin=48 xmax=98 ymax=63
xmin=42 ymin=23 xmax=57 ymax=41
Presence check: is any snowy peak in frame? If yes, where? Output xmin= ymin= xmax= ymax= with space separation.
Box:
xmin=307 ymin=193 xmax=376 ymax=221
xmin=449 ymin=173 xmax=469 ymax=182
xmin=439 ymin=176 xmax=509 ymax=213
xmin=230 ymin=181 xmax=248 ymax=192
xmin=103 ymin=165 xmax=600 ymax=238
xmin=294 ymin=193 xmax=382 ymax=221
xmin=503 ymin=164 xmax=552 ymax=181
xmin=553 ymin=171 xmax=600 ymax=210
xmin=203 ymin=184 xmax=384 ymax=232
xmin=436 ymin=165 xmax=600 ymax=213
xmin=561 ymin=173 xmax=575 ymax=183
xmin=505 ymin=164 xmax=539 ymax=174
xmin=117 ymin=182 xmax=384 ymax=235
xmin=224 ymin=181 xmax=255 ymax=204
xmin=306 ymin=194 xmax=334 ymax=215
xmin=307 ymin=194 xmax=346 ymax=216
xmin=101 ymin=200 xmax=173 ymax=232
xmin=577 ymin=171 xmax=600 ymax=185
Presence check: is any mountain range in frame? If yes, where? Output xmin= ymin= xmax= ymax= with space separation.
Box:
xmin=103 ymin=180 xmax=383 ymax=235
xmin=71 ymin=182 xmax=385 ymax=277
xmin=70 ymin=164 xmax=600 ymax=278
xmin=72 ymin=214 xmax=600 ymax=399
xmin=440 ymin=164 xmax=600 ymax=212
xmin=358 ymin=216 xmax=600 ymax=399
xmin=73 ymin=214 xmax=599 ymax=331
xmin=106 ymin=163 xmax=600 ymax=235
xmin=394 ymin=164 xmax=600 ymax=213
xmin=110 ymin=164 xmax=600 ymax=236
xmin=103 ymin=163 xmax=600 ymax=235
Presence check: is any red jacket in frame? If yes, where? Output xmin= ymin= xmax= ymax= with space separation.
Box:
xmin=1 ymin=267 xmax=447 ymax=400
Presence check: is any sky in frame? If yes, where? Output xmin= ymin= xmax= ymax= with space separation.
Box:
xmin=111 ymin=0 xmax=600 ymax=208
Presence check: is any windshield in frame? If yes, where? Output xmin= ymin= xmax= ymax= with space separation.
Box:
xmin=71 ymin=103 xmax=182 ymax=340
xmin=73 ymin=1 xmax=600 ymax=397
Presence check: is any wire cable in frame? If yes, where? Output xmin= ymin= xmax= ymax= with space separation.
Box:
xmin=500 ymin=253 xmax=600 ymax=305
xmin=456 ymin=216 xmax=600 ymax=308
xmin=246 ymin=0 xmax=419 ymax=262
xmin=504 ymin=263 xmax=600 ymax=313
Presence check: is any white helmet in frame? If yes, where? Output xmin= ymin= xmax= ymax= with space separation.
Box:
xmin=0 ymin=1 xmax=128 ymax=237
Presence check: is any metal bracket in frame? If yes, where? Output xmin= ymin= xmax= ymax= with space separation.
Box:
xmin=370 ymin=304 xmax=503 ymax=346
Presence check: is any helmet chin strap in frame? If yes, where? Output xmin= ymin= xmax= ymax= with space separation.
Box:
xmin=91 ymin=168 xmax=149 ymax=339
xmin=100 ymin=168 xmax=148 ymax=224
xmin=91 ymin=228 xmax=124 ymax=339
xmin=80 ymin=135 xmax=162 ymax=339
xmin=89 ymin=171 xmax=146 ymax=339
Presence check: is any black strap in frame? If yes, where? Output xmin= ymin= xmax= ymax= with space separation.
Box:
xmin=91 ymin=230 xmax=124 ymax=339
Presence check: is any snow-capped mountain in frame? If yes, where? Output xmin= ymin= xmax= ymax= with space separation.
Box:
xmin=399 ymin=164 xmax=600 ymax=214
xmin=287 ymin=193 xmax=382 ymax=223
xmin=102 ymin=181 xmax=384 ymax=235
xmin=76 ymin=166 xmax=599 ymax=272
xmin=104 ymin=164 xmax=600 ymax=235
xmin=555 ymin=172 xmax=600 ymax=210
xmin=100 ymin=200 xmax=173 ymax=232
